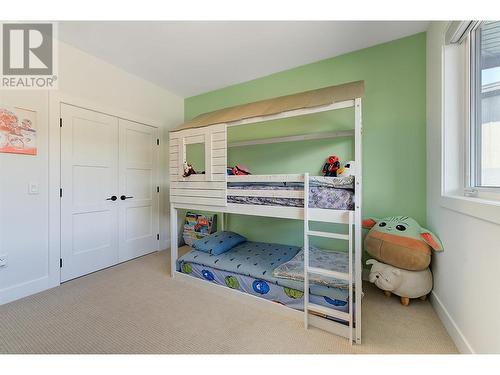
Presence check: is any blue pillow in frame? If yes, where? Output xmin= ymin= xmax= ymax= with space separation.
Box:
xmin=192 ymin=231 xmax=246 ymax=255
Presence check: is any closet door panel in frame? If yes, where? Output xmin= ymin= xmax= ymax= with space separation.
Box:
xmin=60 ymin=104 xmax=119 ymax=282
xmin=118 ymin=119 xmax=159 ymax=262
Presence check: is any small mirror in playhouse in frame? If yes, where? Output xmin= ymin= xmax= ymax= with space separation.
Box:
xmin=183 ymin=143 xmax=205 ymax=177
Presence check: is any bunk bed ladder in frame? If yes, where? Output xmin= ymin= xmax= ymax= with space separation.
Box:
xmin=303 ymin=172 xmax=355 ymax=344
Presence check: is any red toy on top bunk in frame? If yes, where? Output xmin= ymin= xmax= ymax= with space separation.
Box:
xmin=322 ymin=155 xmax=354 ymax=177
xmin=322 ymin=155 xmax=341 ymax=177
xmin=227 ymin=164 xmax=251 ymax=175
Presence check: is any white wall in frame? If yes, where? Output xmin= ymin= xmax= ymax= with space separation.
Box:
xmin=0 ymin=90 xmax=51 ymax=304
xmin=0 ymin=40 xmax=183 ymax=304
xmin=427 ymin=22 xmax=500 ymax=354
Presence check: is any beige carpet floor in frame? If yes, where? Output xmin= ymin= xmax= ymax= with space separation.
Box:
xmin=0 ymin=250 xmax=458 ymax=354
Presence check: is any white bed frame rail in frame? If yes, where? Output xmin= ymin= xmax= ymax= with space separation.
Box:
xmin=169 ymin=97 xmax=363 ymax=344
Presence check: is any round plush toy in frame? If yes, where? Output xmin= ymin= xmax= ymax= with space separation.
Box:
xmin=366 ymin=259 xmax=433 ymax=306
xmin=362 ymin=216 xmax=443 ymax=271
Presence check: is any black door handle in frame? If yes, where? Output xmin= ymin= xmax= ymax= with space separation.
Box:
xmin=120 ymin=195 xmax=133 ymax=200
xmin=106 ymin=196 xmax=117 ymax=201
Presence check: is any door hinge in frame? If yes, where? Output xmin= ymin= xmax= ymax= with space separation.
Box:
xmin=60 ymin=258 xmax=63 ymax=268
xmin=60 ymin=118 xmax=62 ymax=128
xmin=157 ymin=186 xmax=160 ymax=193
xmin=60 ymin=188 xmax=63 ymax=198
xmin=157 ymin=234 xmax=160 ymax=241
xmin=156 ymin=138 xmax=160 ymax=146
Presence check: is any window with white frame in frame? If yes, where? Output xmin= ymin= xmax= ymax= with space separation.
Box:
xmin=469 ymin=21 xmax=500 ymax=192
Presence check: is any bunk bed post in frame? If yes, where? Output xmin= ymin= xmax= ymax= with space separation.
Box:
xmin=303 ymin=172 xmax=310 ymax=329
xmin=348 ymin=211 xmax=354 ymax=344
xmin=170 ymin=203 xmax=178 ymax=278
xmin=354 ymin=97 xmax=363 ymax=344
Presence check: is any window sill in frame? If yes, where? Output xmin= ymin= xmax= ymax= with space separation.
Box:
xmin=440 ymin=194 xmax=500 ymax=226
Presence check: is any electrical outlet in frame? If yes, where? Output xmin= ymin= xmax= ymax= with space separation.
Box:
xmin=0 ymin=254 xmax=7 ymax=268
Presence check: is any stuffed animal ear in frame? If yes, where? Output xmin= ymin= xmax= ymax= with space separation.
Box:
xmin=366 ymin=259 xmax=377 ymax=266
xmin=420 ymin=230 xmax=444 ymax=251
xmin=362 ymin=218 xmax=379 ymax=229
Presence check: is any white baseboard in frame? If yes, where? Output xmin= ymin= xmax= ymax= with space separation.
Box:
xmin=430 ymin=291 xmax=475 ymax=354
xmin=0 ymin=275 xmax=59 ymax=305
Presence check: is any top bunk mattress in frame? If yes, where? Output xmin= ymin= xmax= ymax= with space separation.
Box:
xmin=177 ymin=241 xmax=349 ymax=301
xmin=227 ymin=175 xmax=355 ymax=210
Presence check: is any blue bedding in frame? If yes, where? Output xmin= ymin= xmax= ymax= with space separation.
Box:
xmin=179 ymin=261 xmax=349 ymax=315
xmin=177 ymin=241 xmax=348 ymax=302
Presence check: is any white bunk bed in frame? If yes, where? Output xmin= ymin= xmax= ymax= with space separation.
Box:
xmin=169 ymin=80 xmax=364 ymax=344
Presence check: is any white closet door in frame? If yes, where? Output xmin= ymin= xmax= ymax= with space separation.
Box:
xmin=60 ymin=104 xmax=119 ymax=282
xmin=118 ymin=119 xmax=159 ymax=262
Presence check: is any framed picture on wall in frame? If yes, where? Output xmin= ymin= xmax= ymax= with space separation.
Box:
xmin=0 ymin=106 xmax=37 ymax=156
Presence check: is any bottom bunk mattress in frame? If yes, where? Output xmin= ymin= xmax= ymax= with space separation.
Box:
xmin=177 ymin=241 xmax=351 ymax=316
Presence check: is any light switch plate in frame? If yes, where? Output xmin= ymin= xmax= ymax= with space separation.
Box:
xmin=28 ymin=182 xmax=39 ymax=195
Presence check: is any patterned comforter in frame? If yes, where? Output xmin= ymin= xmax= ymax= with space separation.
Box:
xmin=272 ymin=245 xmax=349 ymax=289
xmin=227 ymin=176 xmax=355 ymax=210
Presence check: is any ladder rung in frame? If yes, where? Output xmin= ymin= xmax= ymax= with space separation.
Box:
xmin=307 ymin=230 xmax=349 ymax=240
xmin=307 ymin=266 xmax=350 ymax=281
xmin=307 ymin=303 xmax=351 ymax=322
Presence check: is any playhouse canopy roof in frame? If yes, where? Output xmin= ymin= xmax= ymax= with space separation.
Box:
xmin=172 ymin=80 xmax=364 ymax=132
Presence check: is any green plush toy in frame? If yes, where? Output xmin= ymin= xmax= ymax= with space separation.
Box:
xmin=362 ymin=216 xmax=443 ymax=271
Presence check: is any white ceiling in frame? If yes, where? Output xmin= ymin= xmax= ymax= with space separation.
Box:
xmin=58 ymin=21 xmax=429 ymax=98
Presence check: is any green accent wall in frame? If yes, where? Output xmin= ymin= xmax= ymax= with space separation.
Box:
xmin=183 ymin=33 xmax=426 ymax=250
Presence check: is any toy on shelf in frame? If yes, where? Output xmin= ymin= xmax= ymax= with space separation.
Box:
xmin=182 ymin=211 xmax=217 ymax=246
xmin=362 ymin=216 xmax=443 ymax=271
xmin=366 ymin=259 xmax=432 ymax=306
xmin=322 ymin=155 xmax=341 ymax=177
